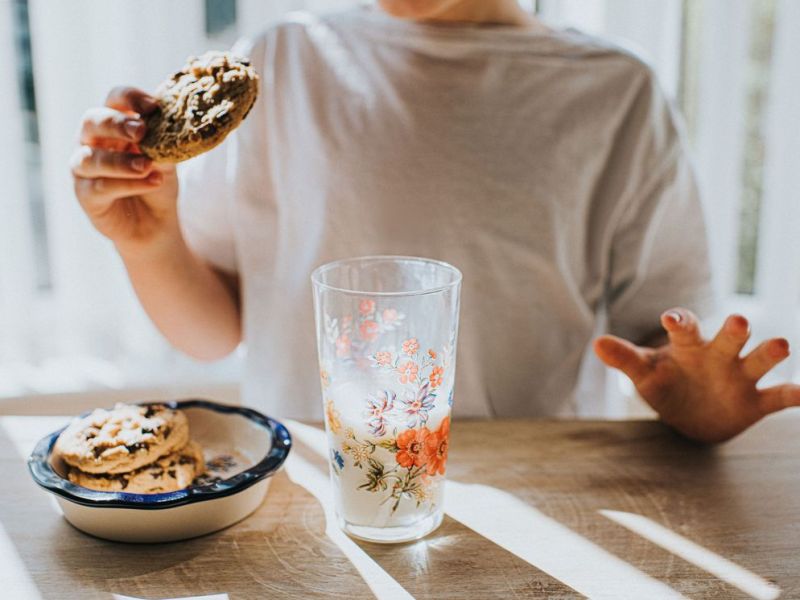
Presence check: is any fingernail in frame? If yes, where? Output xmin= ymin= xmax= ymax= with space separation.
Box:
xmin=130 ymin=156 xmax=148 ymax=172
xmin=124 ymin=119 xmax=144 ymax=140
xmin=730 ymin=314 xmax=750 ymax=333
xmin=666 ymin=310 xmax=682 ymax=324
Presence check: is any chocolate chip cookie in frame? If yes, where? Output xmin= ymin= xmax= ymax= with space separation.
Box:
xmin=55 ymin=403 xmax=189 ymax=474
xmin=67 ymin=440 xmax=205 ymax=494
xmin=139 ymin=51 xmax=259 ymax=163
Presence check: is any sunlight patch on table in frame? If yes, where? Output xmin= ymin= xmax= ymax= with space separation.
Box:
xmin=445 ymin=481 xmax=687 ymax=600
xmin=285 ymin=450 xmax=415 ymax=600
xmin=600 ymin=510 xmax=781 ymax=600
xmin=0 ymin=522 xmax=42 ymax=599
xmin=0 ymin=416 xmax=67 ymax=460
xmin=285 ymin=420 xmax=328 ymax=459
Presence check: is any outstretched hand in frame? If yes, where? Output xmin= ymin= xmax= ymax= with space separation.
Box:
xmin=594 ymin=308 xmax=800 ymax=443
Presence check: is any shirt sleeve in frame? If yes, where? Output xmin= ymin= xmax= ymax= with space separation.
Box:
xmin=606 ymin=72 xmax=717 ymax=343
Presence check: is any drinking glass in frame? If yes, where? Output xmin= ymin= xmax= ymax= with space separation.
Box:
xmin=312 ymin=256 xmax=462 ymax=543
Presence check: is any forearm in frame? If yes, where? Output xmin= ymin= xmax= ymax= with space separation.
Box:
xmin=118 ymin=235 xmax=242 ymax=360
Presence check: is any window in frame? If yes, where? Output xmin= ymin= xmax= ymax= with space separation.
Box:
xmin=11 ymin=0 xmax=49 ymax=291
xmin=205 ymin=0 xmax=237 ymax=37
xmin=680 ymin=0 xmax=777 ymax=296
xmin=734 ymin=0 xmax=776 ymax=295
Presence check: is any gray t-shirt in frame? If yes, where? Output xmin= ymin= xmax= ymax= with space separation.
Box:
xmin=178 ymin=8 xmax=714 ymax=419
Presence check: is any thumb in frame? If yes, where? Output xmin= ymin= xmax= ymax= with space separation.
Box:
xmin=593 ymin=335 xmax=651 ymax=382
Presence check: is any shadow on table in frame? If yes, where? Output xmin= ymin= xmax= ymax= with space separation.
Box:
xmin=4 ymin=417 xmax=785 ymax=600
xmin=447 ymin=420 xmax=782 ymax=600
xmin=289 ymin=422 xmax=579 ymax=599
xmin=288 ymin=420 xmax=732 ymax=598
xmin=355 ymin=515 xmax=578 ymax=599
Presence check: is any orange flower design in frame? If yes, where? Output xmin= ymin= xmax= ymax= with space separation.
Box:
xmin=382 ymin=308 xmax=398 ymax=324
xmin=335 ymin=334 xmax=351 ymax=358
xmin=396 ymin=427 xmax=430 ymax=468
xmin=397 ymin=361 xmax=419 ymax=384
xmin=402 ymin=338 xmax=420 ymax=356
xmin=325 ymin=399 xmax=341 ymax=435
xmin=374 ymin=351 xmax=392 ymax=366
xmin=428 ymin=349 xmax=437 ymax=359
xmin=359 ymin=320 xmax=379 ymax=341
xmin=429 ymin=366 xmax=444 ymax=388
xmin=320 ymin=369 xmax=331 ymax=389
xmin=359 ymin=299 xmax=376 ymax=316
xmin=424 ymin=417 xmax=450 ymax=476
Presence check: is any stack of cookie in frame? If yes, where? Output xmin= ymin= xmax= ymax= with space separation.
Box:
xmin=55 ymin=403 xmax=205 ymax=494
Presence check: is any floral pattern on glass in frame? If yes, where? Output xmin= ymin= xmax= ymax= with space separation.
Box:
xmin=339 ymin=417 xmax=450 ymax=513
xmin=399 ymin=382 xmax=436 ymax=428
xmin=331 ymin=449 xmax=345 ymax=474
xmin=325 ymin=398 xmax=342 ymax=435
xmin=323 ymin=302 xmax=454 ymax=515
xmin=324 ymin=303 xmax=407 ymax=364
xmin=363 ymin=390 xmax=396 ymax=436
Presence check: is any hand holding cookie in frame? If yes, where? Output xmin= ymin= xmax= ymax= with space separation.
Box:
xmin=70 ymin=51 xmax=258 ymax=259
xmin=70 ymin=86 xmax=180 ymax=258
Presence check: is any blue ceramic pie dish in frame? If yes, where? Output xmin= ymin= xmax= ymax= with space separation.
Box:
xmin=28 ymin=399 xmax=291 ymax=542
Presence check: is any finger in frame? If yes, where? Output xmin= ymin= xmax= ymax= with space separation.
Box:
xmin=709 ymin=314 xmax=750 ymax=359
xmin=105 ymin=86 xmax=158 ymax=115
xmin=89 ymin=137 xmax=136 ymax=153
xmin=71 ymin=146 xmax=153 ymax=179
xmin=80 ymin=107 xmax=147 ymax=144
xmin=593 ymin=335 xmax=652 ymax=382
xmin=660 ymin=308 xmax=703 ymax=349
xmin=742 ymin=338 xmax=790 ymax=381
xmin=74 ymin=171 xmax=163 ymax=205
xmin=757 ymin=383 xmax=800 ymax=415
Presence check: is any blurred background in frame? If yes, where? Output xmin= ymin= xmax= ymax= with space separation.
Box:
xmin=1 ymin=0 xmax=798 ymax=413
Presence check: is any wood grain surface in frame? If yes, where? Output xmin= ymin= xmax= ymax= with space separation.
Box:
xmin=0 ymin=409 xmax=797 ymax=599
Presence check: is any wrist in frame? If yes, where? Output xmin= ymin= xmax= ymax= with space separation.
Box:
xmin=114 ymin=226 xmax=188 ymax=266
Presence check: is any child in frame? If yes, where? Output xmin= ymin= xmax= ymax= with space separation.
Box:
xmin=70 ymin=0 xmax=799 ymax=442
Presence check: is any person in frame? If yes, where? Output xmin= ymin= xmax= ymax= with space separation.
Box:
xmin=70 ymin=0 xmax=799 ymax=443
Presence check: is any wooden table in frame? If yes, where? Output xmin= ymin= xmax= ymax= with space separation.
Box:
xmin=0 ymin=410 xmax=798 ymax=599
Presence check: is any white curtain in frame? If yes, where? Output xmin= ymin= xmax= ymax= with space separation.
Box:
xmin=1 ymin=0 xmax=798 ymax=404
xmin=0 ymin=0 xmax=356 ymax=397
